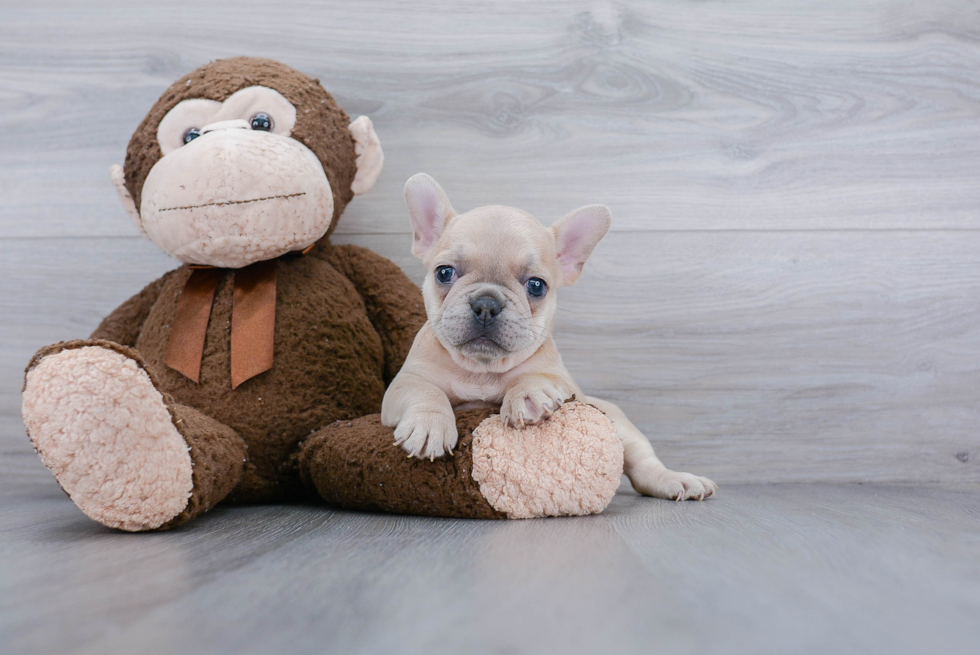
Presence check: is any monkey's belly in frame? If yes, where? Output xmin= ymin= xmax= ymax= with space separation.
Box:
xmin=134 ymin=258 xmax=386 ymax=501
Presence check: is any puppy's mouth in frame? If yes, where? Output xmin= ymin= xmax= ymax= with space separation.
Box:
xmin=459 ymin=335 xmax=507 ymax=358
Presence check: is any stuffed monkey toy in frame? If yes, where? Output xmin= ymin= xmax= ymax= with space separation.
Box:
xmin=22 ymin=58 xmax=622 ymax=531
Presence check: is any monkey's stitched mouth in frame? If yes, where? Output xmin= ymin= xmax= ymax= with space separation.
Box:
xmin=159 ymin=192 xmax=306 ymax=213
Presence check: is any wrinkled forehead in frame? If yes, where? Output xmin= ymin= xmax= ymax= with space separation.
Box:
xmin=441 ymin=206 xmax=557 ymax=280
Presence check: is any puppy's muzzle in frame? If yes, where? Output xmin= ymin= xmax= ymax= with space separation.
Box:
xmin=470 ymin=294 xmax=502 ymax=328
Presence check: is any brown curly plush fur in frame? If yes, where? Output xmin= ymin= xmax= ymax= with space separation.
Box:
xmin=91 ymin=247 xmax=419 ymax=504
xmin=299 ymin=409 xmax=506 ymax=519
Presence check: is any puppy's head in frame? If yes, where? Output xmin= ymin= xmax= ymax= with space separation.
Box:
xmin=405 ymin=173 xmax=611 ymax=372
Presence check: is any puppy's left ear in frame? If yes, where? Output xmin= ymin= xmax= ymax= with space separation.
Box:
xmin=551 ymin=204 xmax=612 ymax=285
xmin=349 ymin=116 xmax=384 ymax=195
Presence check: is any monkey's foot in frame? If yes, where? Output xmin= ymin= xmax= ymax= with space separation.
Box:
xmin=23 ymin=342 xmax=194 ymax=531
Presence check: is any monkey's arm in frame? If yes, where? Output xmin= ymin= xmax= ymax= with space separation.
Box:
xmin=325 ymin=244 xmax=427 ymax=384
xmin=89 ymin=269 xmax=177 ymax=346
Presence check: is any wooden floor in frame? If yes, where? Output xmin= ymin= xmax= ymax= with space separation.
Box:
xmin=2 ymin=471 xmax=979 ymax=655
xmin=2 ymin=1 xmax=979 ymax=653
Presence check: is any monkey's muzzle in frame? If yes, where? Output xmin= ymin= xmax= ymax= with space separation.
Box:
xmin=139 ymin=127 xmax=334 ymax=269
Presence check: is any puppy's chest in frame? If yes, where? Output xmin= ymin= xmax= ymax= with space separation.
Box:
xmin=446 ymin=373 xmax=509 ymax=406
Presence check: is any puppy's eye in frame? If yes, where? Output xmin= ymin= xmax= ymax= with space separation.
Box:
xmin=436 ymin=265 xmax=456 ymax=284
xmin=526 ymin=277 xmax=547 ymax=297
xmin=182 ymin=128 xmax=201 ymax=144
xmin=250 ymin=113 xmax=273 ymax=131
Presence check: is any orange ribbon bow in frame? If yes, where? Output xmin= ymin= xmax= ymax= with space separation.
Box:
xmin=164 ymin=259 xmax=278 ymax=389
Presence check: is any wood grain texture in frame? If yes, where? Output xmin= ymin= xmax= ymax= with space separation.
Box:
xmin=2 ymin=476 xmax=979 ymax=654
xmin=2 ymin=0 xmax=979 ymax=488
xmin=2 ymin=0 xmax=980 ymax=237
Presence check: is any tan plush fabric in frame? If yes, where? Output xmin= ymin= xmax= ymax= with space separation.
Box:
xmin=23 ymin=344 xmax=194 ymax=531
xmin=140 ymin=128 xmax=335 ymax=267
xmin=156 ymin=86 xmax=298 ymax=155
xmin=348 ymin=115 xmax=383 ymax=195
xmin=471 ymin=402 xmax=623 ymax=518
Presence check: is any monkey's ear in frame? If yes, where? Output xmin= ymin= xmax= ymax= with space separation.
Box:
xmin=404 ymin=173 xmax=456 ymax=260
xmin=110 ymin=165 xmax=145 ymax=236
xmin=349 ymin=116 xmax=384 ymax=196
xmin=551 ymin=204 xmax=612 ymax=285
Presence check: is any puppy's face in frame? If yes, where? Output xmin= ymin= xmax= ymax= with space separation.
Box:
xmin=404 ymin=174 xmax=611 ymax=372
xmin=422 ymin=205 xmax=559 ymax=364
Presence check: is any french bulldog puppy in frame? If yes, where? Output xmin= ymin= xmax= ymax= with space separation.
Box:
xmin=382 ymin=174 xmax=716 ymax=501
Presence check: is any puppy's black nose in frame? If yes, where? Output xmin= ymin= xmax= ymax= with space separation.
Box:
xmin=470 ymin=295 xmax=502 ymax=325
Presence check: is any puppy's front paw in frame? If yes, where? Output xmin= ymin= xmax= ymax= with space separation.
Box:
xmin=394 ymin=410 xmax=458 ymax=460
xmin=629 ymin=461 xmax=717 ymax=501
xmin=501 ymin=380 xmax=569 ymax=428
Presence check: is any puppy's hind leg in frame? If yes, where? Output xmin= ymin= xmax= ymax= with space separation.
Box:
xmin=581 ymin=395 xmax=717 ymax=501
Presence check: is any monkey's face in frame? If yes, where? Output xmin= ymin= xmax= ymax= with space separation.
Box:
xmin=140 ymin=86 xmax=333 ymax=268
xmin=112 ymin=58 xmax=384 ymax=269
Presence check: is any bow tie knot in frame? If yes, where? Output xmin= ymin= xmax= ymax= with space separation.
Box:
xmin=164 ymin=259 xmax=277 ymax=389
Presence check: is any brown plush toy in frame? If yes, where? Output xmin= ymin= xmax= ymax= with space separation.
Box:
xmin=22 ymin=58 xmax=623 ymax=531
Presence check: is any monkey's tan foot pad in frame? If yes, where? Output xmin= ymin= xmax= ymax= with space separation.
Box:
xmin=471 ymin=402 xmax=624 ymax=518
xmin=23 ymin=343 xmax=193 ymax=531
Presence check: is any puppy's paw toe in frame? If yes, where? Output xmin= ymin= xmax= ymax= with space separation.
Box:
xmin=631 ymin=465 xmax=717 ymax=501
xmin=501 ymin=383 xmax=568 ymax=428
xmin=394 ymin=411 xmax=458 ymax=460
xmin=697 ymin=476 xmax=718 ymax=499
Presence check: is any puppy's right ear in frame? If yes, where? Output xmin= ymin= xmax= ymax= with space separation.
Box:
xmin=404 ymin=173 xmax=456 ymax=260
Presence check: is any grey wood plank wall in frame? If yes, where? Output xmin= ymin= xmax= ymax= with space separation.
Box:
xmin=1 ymin=0 xmax=978 ymax=486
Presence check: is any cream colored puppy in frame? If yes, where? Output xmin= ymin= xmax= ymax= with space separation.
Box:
xmin=382 ymin=174 xmax=717 ymax=501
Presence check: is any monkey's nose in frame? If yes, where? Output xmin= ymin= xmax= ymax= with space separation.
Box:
xmin=200 ymin=119 xmax=251 ymax=135
xmin=470 ymin=295 xmax=503 ymax=326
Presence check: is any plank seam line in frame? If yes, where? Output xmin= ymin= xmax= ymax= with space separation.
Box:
xmin=4 ymin=227 xmax=980 ymax=241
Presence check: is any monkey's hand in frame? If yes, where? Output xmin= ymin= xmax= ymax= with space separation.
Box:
xmin=501 ymin=374 xmax=573 ymax=429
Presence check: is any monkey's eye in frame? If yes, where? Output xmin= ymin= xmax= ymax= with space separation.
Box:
xmin=436 ymin=266 xmax=456 ymax=284
xmin=250 ymin=113 xmax=273 ymax=131
xmin=526 ymin=278 xmax=547 ymax=298
xmin=182 ymin=128 xmax=201 ymax=144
